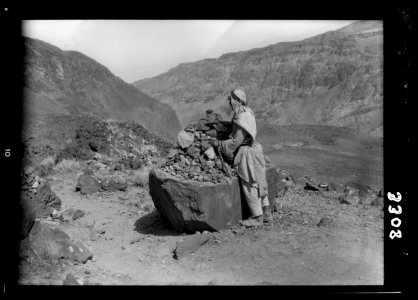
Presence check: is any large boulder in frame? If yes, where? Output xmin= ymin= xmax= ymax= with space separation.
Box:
xmin=149 ymin=166 xmax=283 ymax=232
xmin=149 ymin=169 xmax=243 ymax=232
xmin=21 ymin=221 xmax=93 ymax=265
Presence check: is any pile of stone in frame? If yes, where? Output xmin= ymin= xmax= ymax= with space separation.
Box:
xmin=21 ymin=167 xmax=42 ymax=195
xmin=159 ymin=109 xmax=237 ymax=184
xmin=21 ymin=167 xmax=62 ymax=219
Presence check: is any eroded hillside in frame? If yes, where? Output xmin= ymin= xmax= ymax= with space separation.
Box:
xmin=133 ymin=21 xmax=383 ymax=137
xmin=23 ymin=37 xmax=182 ymax=142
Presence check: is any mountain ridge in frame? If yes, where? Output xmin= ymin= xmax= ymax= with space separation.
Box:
xmin=132 ymin=21 xmax=383 ymax=137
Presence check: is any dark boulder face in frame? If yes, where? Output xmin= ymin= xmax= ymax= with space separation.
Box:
xmin=149 ymin=169 xmax=243 ymax=233
xmin=23 ymin=221 xmax=93 ymax=265
xmin=20 ymin=191 xmax=37 ymax=239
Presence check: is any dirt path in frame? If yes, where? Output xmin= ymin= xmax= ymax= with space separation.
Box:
xmin=18 ymin=164 xmax=383 ymax=286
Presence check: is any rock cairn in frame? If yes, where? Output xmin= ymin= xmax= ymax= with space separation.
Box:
xmin=21 ymin=167 xmax=62 ymax=217
xmin=21 ymin=166 xmax=42 ymax=195
xmin=159 ymin=110 xmax=237 ymax=184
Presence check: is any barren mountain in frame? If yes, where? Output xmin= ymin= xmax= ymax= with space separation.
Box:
xmin=23 ymin=37 xmax=181 ymax=142
xmin=132 ymin=21 xmax=383 ymax=137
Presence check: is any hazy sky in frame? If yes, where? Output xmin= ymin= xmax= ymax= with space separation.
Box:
xmin=23 ymin=20 xmax=355 ymax=83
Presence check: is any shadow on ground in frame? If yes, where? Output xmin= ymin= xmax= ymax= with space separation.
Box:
xmin=133 ymin=210 xmax=182 ymax=237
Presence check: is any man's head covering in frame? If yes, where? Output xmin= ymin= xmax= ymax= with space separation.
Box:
xmin=230 ymin=88 xmax=247 ymax=105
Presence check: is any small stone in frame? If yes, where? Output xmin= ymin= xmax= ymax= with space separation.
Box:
xmin=76 ymin=175 xmax=100 ymax=195
xmin=155 ymin=240 xmax=177 ymax=258
xmin=178 ymin=160 xmax=186 ymax=168
xmin=51 ymin=209 xmax=61 ymax=219
xmin=207 ymin=279 xmax=218 ymax=285
xmin=206 ymin=160 xmax=214 ymax=167
xmin=113 ymin=164 xmax=123 ymax=171
xmin=89 ymin=228 xmax=100 ymax=241
xmin=61 ymin=208 xmax=85 ymax=222
xmin=130 ymin=159 xmax=143 ymax=170
xmin=32 ymin=181 xmax=39 ymax=189
xmin=72 ymin=209 xmax=85 ymax=220
xmin=207 ymin=129 xmax=217 ymax=138
xmin=317 ymin=217 xmax=336 ymax=227
xmin=130 ymin=237 xmax=141 ymax=244
xmin=63 ymin=273 xmax=82 ymax=285
xmin=186 ymin=146 xmax=200 ymax=158
xmin=200 ymin=141 xmax=211 ymax=151
xmin=173 ymin=163 xmax=183 ymax=171
xmin=94 ymin=224 xmax=106 ymax=234
xmin=339 ymin=195 xmax=359 ymax=205
xmin=193 ymin=131 xmax=201 ymax=139
xmin=204 ymin=147 xmax=216 ymax=160
xmin=167 ymin=149 xmax=179 ymax=159
xmin=370 ymin=197 xmax=383 ymax=207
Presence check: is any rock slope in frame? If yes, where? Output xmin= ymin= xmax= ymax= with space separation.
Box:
xmin=132 ymin=21 xmax=383 ymax=137
xmin=23 ymin=37 xmax=181 ymax=141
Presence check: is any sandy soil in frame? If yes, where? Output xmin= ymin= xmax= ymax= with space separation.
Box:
xmin=17 ymin=162 xmax=383 ymax=286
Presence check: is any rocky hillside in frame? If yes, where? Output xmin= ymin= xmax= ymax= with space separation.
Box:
xmin=23 ymin=37 xmax=181 ymax=141
xmin=132 ymin=21 xmax=383 ymax=137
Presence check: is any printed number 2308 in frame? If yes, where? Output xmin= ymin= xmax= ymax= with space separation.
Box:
xmin=388 ymin=192 xmax=402 ymax=239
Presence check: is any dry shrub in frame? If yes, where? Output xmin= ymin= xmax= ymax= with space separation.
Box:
xmin=36 ymin=155 xmax=56 ymax=177
xmin=53 ymin=159 xmax=82 ymax=173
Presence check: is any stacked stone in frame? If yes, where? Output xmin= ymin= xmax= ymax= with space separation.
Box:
xmin=20 ymin=167 xmax=62 ymax=237
xmin=159 ymin=110 xmax=237 ymax=184
xmin=21 ymin=167 xmax=42 ymax=195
